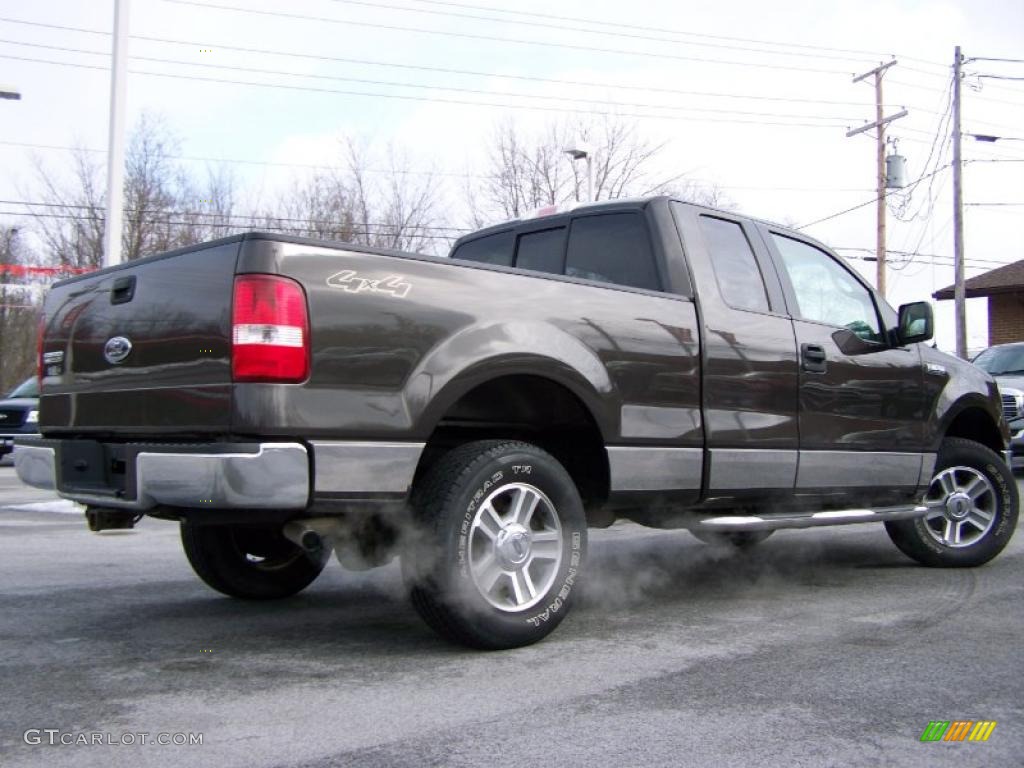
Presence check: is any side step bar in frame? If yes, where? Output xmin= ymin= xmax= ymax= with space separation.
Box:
xmin=690 ymin=502 xmax=937 ymax=533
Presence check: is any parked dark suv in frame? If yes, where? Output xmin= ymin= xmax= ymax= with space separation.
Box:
xmin=0 ymin=376 xmax=40 ymax=459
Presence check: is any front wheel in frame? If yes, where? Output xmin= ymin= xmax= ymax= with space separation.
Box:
xmin=180 ymin=522 xmax=330 ymax=599
xmin=403 ymin=440 xmax=587 ymax=650
xmin=885 ymin=438 xmax=1018 ymax=567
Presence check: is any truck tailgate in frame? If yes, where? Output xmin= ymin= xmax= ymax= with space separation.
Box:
xmin=39 ymin=240 xmax=240 ymax=435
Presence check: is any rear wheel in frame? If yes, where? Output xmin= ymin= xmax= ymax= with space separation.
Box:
xmin=180 ymin=522 xmax=330 ymax=599
xmin=403 ymin=440 xmax=587 ymax=650
xmin=885 ymin=438 xmax=1018 ymax=567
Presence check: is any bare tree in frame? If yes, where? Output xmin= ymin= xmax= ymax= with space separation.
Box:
xmin=467 ymin=116 xmax=731 ymax=227
xmin=0 ymin=227 xmax=43 ymax=393
xmin=257 ymin=138 xmax=444 ymax=253
xmin=29 ymin=112 xmax=239 ymax=266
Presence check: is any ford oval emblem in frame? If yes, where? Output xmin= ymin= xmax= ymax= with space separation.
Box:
xmin=103 ymin=336 xmax=133 ymax=364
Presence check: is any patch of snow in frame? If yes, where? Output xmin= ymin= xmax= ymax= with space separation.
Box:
xmin=6 ymin=500 xmax=85 ymax=515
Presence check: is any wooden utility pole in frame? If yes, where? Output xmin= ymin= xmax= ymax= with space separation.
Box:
xmin=848 ymin=61 xmax=907 ymax=299
xmin=952 ymin=45 xmax=967 ymax=360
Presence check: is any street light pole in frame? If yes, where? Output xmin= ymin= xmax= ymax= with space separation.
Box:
xmin=103 ymin=0 xmax=130 ymax=268
xmin=563 ymin=146 xmax=593 ymax=202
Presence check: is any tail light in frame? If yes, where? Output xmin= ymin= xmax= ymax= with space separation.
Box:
xmin=232 ymin=274 xmax=309 ymax=383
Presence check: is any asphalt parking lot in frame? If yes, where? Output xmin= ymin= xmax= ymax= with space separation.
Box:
xmin=0 ymin=463 xmax=1021 ymax=768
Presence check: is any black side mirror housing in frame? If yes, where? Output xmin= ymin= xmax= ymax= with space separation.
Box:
xmin=897 ymin=301 xmax=934 ymax=345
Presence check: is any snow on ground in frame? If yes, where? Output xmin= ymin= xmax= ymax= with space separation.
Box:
xmin=5 ymin=500 xmax=84 ymax=515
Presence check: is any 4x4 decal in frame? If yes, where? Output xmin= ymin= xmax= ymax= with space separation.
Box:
xmin=326 ymin=270 xmax=412 ymax=299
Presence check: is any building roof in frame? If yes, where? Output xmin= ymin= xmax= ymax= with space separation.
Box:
xmin=934 ymin=258 xmax=1024 ymax=300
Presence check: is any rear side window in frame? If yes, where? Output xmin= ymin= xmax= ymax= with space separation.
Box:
xmin=565 ymin=213 xmax=659 ymax=291
xmin=515 ymin=227 xmax=566 ymax=274
xmin=451 ymin=231 xmax=514 ymax=266
xmin=699 ymin=216 xmax=770 ymax=313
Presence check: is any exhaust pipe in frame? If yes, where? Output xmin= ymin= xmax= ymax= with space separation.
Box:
xmin=282 ymin=521 xmax=324 ymax=553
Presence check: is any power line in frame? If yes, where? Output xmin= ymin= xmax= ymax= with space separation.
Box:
xmin=388 ymin=0 xmax=926 ymax=62
xmin=0 ymin=41 xmax=862 ymax=123
xmin=0 ymin=209 xmax=459 ymax=241
xmin=319 ymin=0 xmax=879 ymax=65
xmin=969 ymin=56 xmax=1024 ymax=64
xmin=796 ymin=194 xmax=891 ymax=229
xmin=3 ymin=15 xmax=1020 ymax=112
xmin=0 ymin=199 xmax=473 ymax=231
xmin=0 ymin=31 xmax=882 ymax=109
xmin=160 ymin=0 xmax=854 ymax=76
xmin=0 ymin=53 xmax=857 ymax=128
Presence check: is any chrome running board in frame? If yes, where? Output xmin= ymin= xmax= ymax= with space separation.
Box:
xmin=690 ymin=502 xmax=939 ymax=532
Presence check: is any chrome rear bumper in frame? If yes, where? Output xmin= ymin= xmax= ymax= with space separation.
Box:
xmin=14 ymin=440 xmax=309 ymax=511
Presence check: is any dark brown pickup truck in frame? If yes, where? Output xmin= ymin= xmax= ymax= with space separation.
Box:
xmin=15 ymin=196 xmax=1019 ymax=649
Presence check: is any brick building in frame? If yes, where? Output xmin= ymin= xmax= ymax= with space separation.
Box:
xmin=934 ymin=259 xmax=1024 ymax=346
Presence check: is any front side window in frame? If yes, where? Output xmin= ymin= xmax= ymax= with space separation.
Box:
xmin=565 ymin=213 xmax=660 ymax=291
xmin=699 ymin=216 xmax=770 ymax=313
xmin=451 ymin=231 xmax=514 ymax=267
xmin=772 ymin=234 xmax=882 ymax=342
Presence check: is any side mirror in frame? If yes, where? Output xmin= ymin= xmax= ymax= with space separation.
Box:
xmin=897 ymin=301 xmax=934 ymax=345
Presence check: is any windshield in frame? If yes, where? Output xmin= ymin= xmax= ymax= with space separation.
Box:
xmin=973 ymin=346 xmax=1024 ymax=376
xmin=7 ymin=376 xmax=38 ymax=399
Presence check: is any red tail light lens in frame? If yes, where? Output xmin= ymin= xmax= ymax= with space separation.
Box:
xmin=232 ymin=275 xmax=309 ymax=383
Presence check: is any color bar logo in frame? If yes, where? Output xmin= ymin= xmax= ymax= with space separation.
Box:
xmin=920 ymin=720 xmax=997 ymax=742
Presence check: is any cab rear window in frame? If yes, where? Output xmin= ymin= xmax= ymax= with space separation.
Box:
xmin=451 ymin=231 xmax=514 ymax=267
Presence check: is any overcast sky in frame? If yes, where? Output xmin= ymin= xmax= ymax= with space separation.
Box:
xmin=2 ymin=0 xmax=1022 ymax=352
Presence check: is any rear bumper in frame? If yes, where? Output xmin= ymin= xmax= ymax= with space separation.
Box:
xmin=14 ymin=439 xmax=310 ymax=511
xmin=13 ymin=438 xmax=426 ymax=512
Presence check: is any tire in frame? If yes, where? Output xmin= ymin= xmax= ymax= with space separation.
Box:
xmin=180 ymin=522 xmax=330 ymax=599
xmin=690 ymin=530 xmax=773 ymax=549
xmin=885 ymin=437 xmax=1019 ymax=567
xmin=403 ymin=440 xmax=587 ymax=650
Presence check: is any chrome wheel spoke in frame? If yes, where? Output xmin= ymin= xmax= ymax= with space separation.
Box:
xmin=530 ymin=531 xmax=561 ymax=561
xmin=511 ymin=487 xmax=541 ymax=526
xmin=475 ymin=556 xmax=505 ymax=593
xmin=477 ymin=503 xmax=504 ymax=541
xmin=941 ymin=519 xmax=955 ymax=546
xmin=924 ymin=507 xmax=946 ymax=521
xmin=937 ymin=471 xmax=957 ymax=497
xmin=967 ymin=510 xmax=992 ymax=531
xmin=962 ymin=475 xmax=989 ymax=502
xmin=510 ymin=568 xmax=536 ymax=605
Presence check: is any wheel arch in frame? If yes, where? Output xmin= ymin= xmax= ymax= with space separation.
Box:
xmin=413 ymin=370 xmax=611 ymax=508
xmin=939 ymin=397 xmax=1006 ymax=455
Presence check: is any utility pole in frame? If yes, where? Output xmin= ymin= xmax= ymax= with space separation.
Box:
xmin=103 ymin=0 xmax=130 ymax=268
xmin=847 ymin=60 xmax=907 ymax=298
xmin=952 ymin=45 xmax=967 ymax=360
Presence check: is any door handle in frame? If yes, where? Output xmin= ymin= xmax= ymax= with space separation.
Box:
xmin=801 ymin=343 xmax=827 ymax=373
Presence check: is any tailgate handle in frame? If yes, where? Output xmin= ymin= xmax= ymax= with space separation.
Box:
xmin=110 ymin=276 xmax=136 ymax=305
